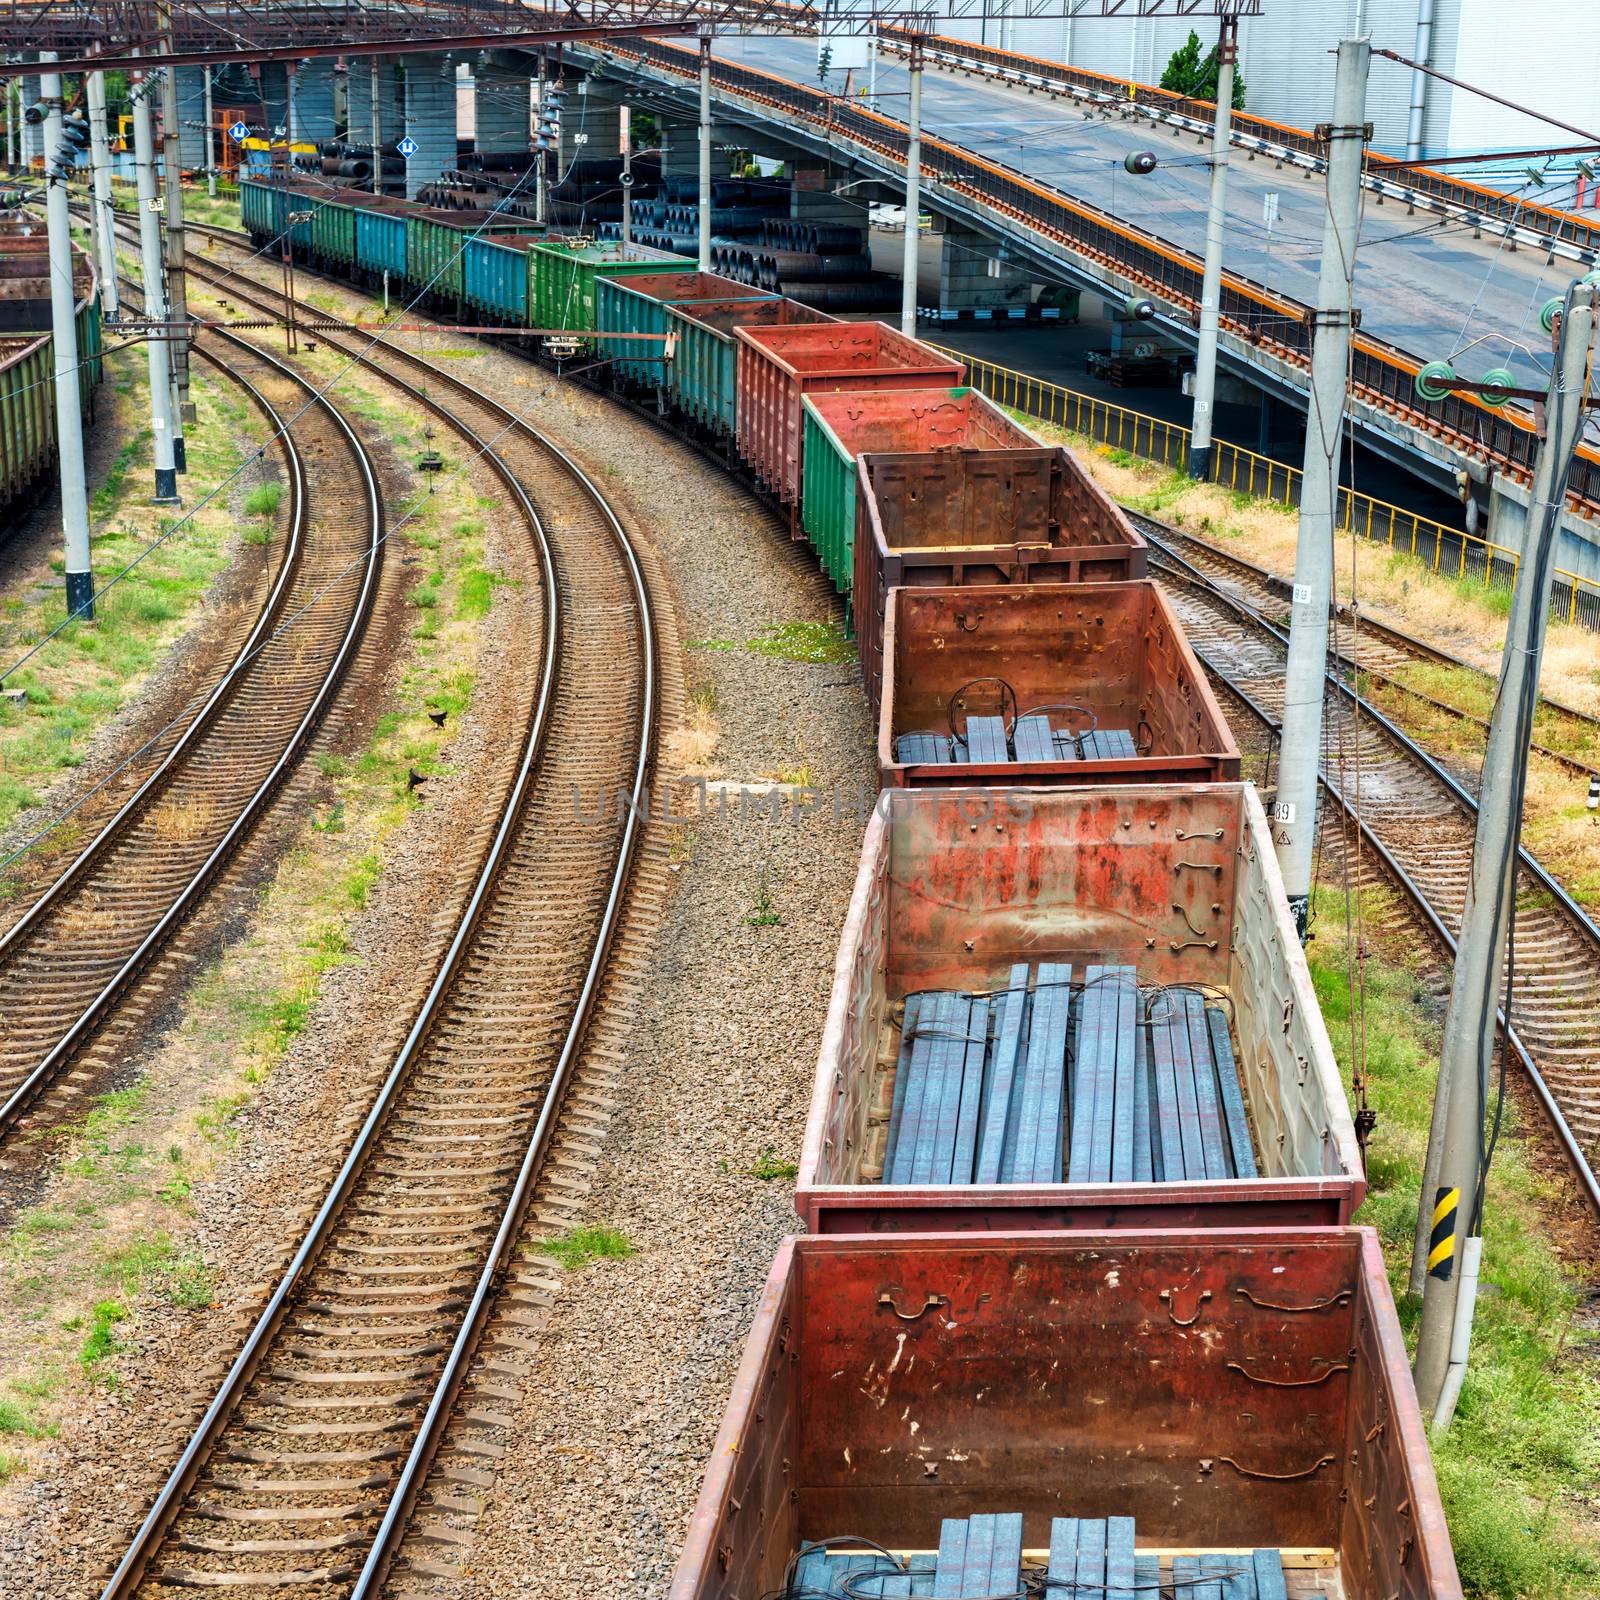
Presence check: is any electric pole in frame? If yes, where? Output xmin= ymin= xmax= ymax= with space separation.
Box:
xmin=1187 ymin=15 xmax=1236 ymax=479
xmin=204 ymin=66 xmax=216 ymax=199
xmin=85 ymin=60 xmax=120 ymax=322
xmin=619 ymin=103 xmax=633 ymax=248
xmin=40 ymin=50 xmax=95 ymax=622
xmin=370 ymin=57 xmax=383 ymax=196
xmin=1270 ymin=37 xmax=1370 ymax=938
xmin=900 ymin=35 xmax=925 ymax=338
xmin=1412 ymin=281 xmax=1597 ymax=1421
xmin=697 ymin=26 xmax=712 ymax=272
xmin=130 ymin=56 xmax=181 ymax=505
xmin=158 ymin=2 xmax=192 ymax=468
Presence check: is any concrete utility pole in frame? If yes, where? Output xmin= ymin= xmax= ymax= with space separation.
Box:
xmin=1270 ymin=37 xmax=1370 ymax=938
xmin=619 ymin=102 xmax=632 ymax=247
xmin=900 ymin=35 xmax=925 ymax=338
xmin=204 ymin=66 xmax=216 ymax=198
xmin=370 ymin=57 xmax=383 ymax=196
xmin=85 ymin=63 xmax=120 ymax=322
xmin=1187 ymin=15 xmax=1236 ymax=479
xmin=40 ymin=51 xmax=95 ymax=621
xmin=534 ymin=51 xmax=547 ymax=226
xmin=157 ymin=4 xmax=192 ymax=467
xmin=6 ymin=81 xmax=16 ymax=171
xmin=131 ymin=59 xmax=180 ymax=504
xmin=1412 ymin=283 xmax=1597 ymax=1420
xmin=697 ymin=26 xmax=712 ymax=272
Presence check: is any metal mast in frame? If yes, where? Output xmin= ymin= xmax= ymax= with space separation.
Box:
xmin=1270 ymin=36 xmax=1370 ymax=937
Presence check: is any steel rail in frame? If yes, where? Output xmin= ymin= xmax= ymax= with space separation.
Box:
xmin=1133 ymin=518 xmax=1600 ymax=781
xmin=0 ymin=321 xmax=384 ymax=1137
xmin=100 ymin=253 xmax=657 ymax=1598
xmin=0 ymin=333 xmax=305 ymax=963
xmin=1147 ymin=535 xmax=1600 ymax=1219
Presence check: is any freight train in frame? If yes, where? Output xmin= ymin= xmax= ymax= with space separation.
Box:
xmin=236 ymin=176 xmax=1462 ymax=1596
xmin=0 ymin=214 xmax=104 ymax=526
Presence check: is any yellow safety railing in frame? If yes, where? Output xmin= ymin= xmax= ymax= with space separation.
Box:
xmin=941 ymin=347 xmax=1600 ymax=633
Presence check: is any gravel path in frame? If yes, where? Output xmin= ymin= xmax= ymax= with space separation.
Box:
xmin=0 ymin=355 xmax=540 ymax=1593
xmin=447 ymin=347 xmax=875 ymax=1598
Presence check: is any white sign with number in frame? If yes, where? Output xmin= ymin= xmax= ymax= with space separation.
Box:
xmin=1263 ymin=192 xmax=1280 ymax=230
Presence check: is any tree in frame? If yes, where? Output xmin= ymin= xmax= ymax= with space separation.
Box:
xmin=1159 ymin=29 xmax=1246 ymax=110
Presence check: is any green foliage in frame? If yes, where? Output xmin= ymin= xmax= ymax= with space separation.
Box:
xmin=1311 ymin=887 xmax=1600 ymax=1597
xmin=742 ymin=1147 xmax=798 ymax=1181
xmin=542 ymin=1224 xmax=636 ymax=1271
xmin=691 ymin=620 xmax=854 ymax=665
xmin=78 ymin=1299 xmax=129 ymax=1376
xmin=1159 ymin=29 xmax=1246 ymax=109
xmin=243 ymin=481 xmax=282 ymax=519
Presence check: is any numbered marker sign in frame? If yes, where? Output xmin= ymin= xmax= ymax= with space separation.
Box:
xmin=228 ymin=121 xmax=249 ymax=143
xmin=397 ymin=136 xmax=418 ymax=158
xmin=1270 ymin=801 xmax=1296 ymax=825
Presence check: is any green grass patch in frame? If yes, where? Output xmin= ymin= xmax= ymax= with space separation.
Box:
xmin=740 ymin=1147 xmax=798 ymax=1181
xmin=691 ymin=620 xmax=854 ymax=665
xmin=541 ymin=1224 xmax=636 ymax=1271
xmin=1312 ymin=884 xmax=1600 ymax=1599
xmin=454 ymin=566 xmax=497 ymax=621
xmin=78 ymin=1298 xmax=129 ymax=1377
xmin=243 ymin=481 xmax=282 ymax=519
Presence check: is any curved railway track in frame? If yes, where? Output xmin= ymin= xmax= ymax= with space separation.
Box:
xmin=101 ymin=233 xmax=658 ymax=1598
xmin=1146 ymin=532 xmax=1600 ymax=1216
xmin=1137 ymin=518 xmax=1600 ymax=781
xmin=0 ymin=320 xmax=381 ymax=1141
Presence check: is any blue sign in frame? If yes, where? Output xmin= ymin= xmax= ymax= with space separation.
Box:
xmin=396 ymin=136 xmax=418 ymax=158
xmin=228 ymin=120 xmax=249 ymax=143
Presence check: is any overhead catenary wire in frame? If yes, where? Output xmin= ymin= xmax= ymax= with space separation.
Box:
xmin=0 ymin=139 xmax=550 ymax=689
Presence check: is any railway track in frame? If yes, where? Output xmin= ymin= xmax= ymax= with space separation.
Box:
xmin=0 ymin=318 xmax=381 ymax=1142
xmin=101 ymin=229 xmax=659 ymax=1597
xmin=1146 ymin=533 xmax=1600 ymax=1216
xmin=1136 ymin=517 xmax=1600 ymax=781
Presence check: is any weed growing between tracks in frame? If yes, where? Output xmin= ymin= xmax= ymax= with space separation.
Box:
xmin=0 ymin=366 xmax=502 ymax=1496
xmin=0 ymin=353 xmax=275 ymax=844
xmin=1310 ymin=884 xmax=1600 ymax=1599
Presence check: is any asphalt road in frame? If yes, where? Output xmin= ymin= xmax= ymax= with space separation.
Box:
xmin=705 ymin=34 xmax=1573 ymax=394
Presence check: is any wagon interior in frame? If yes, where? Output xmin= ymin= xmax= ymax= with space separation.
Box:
xmin=677 ymin=297 xmax=835 ymax=336
xmin=808 ymin=785 xmax=1355 ymax=1213
xmin=614 ymin=270 xmax=767 ymax=304
xmin=862 ymin=444 xmax=1143 ymax=561
xmin=806 ymin=384 xmax=1035 ymax=456
xmin=741 ymin=319 xmax=962 ymax=378
xmin=683 ymin=1232 xmax=1451 ymax=1600
xmin=881 ymin=581 xmax=1240 ymax=781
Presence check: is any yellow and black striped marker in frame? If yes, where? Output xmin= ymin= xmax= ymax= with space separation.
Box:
xmin=1428 ymin=1187 xmax=1458 ymax=1281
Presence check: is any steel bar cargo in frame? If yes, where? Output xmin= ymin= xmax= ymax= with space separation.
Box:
xmin=854 ymin=445 xmax=1147 ymax=713
xmin=733 ymin=321 xmax=964 ymax=506
xmin=801 ymin=385 xmax=1035 ymax=599
xmin=595 ymin=270 xmax=772 ymax=392
xmin=879 ymin=581 xmax=1240 ymax=789
xmin=672 ymin=1229 xmax=1459 ymax=1600
xmin=667 ymin=296 xmax=834 ymax=441
xmin=797 ymin=784 xmax=1361 ymax=1232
